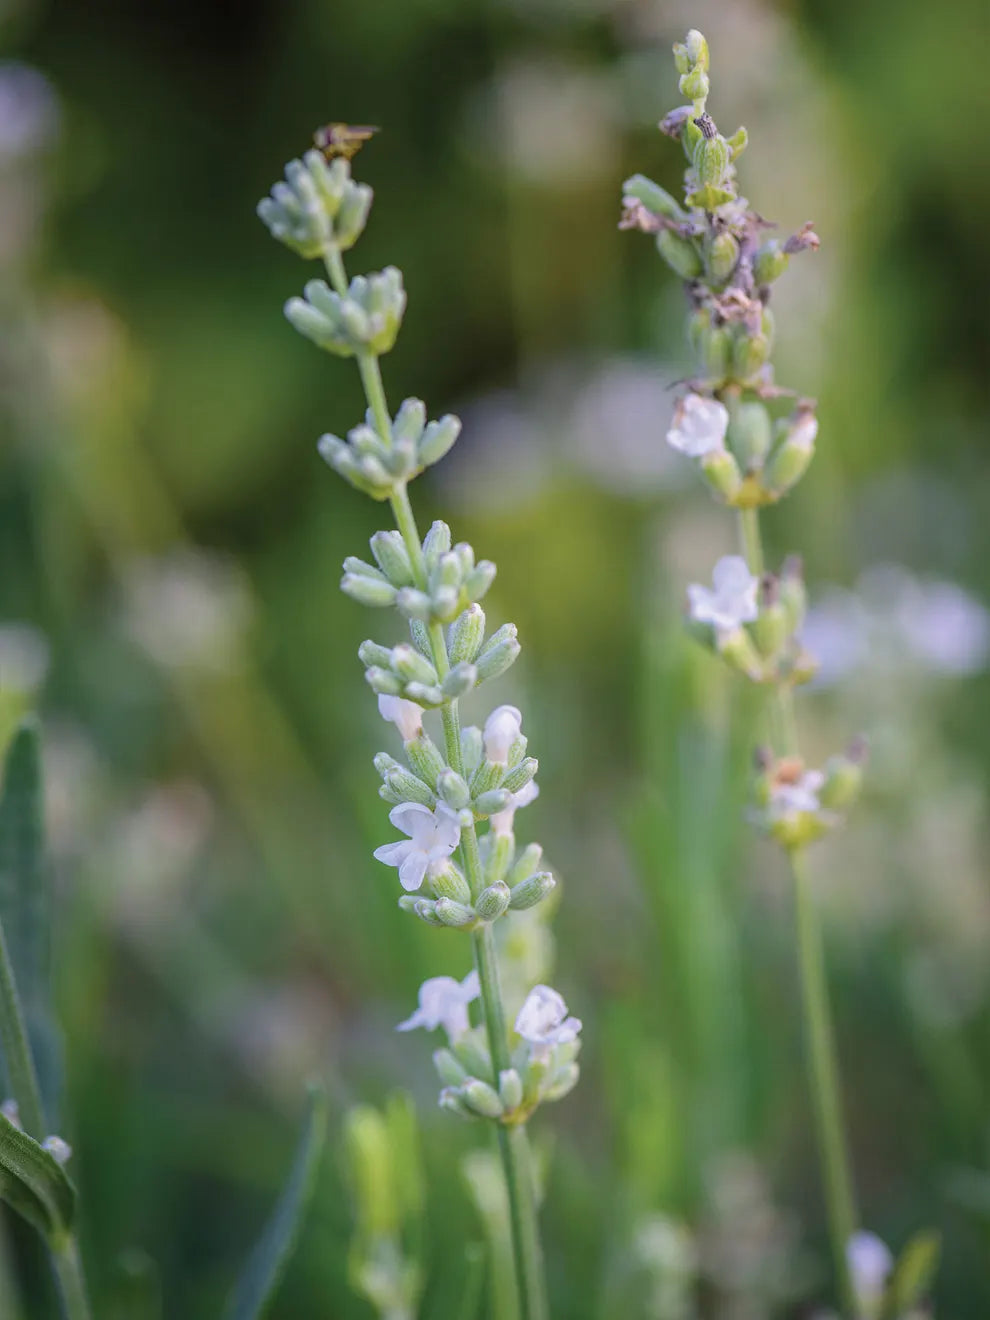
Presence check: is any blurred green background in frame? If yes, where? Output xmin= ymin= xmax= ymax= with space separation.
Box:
xmin=2 ymin=0 xmax=990 ymax=1314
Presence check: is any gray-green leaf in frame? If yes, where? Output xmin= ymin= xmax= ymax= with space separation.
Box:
xmin=0 ymin=1109 xmax=76 ymax=1242
xmin=224 ymin=1085 xmax=328 ymax=1320
xmin=883 ymin=1229 xmax=940 ymax=1317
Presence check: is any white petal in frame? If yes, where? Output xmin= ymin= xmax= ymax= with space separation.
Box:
xmin=483 ymin=705 xmax=523 ymax=765
xmin=847 ymin=1232 xmax=892 ymax=1304
xmin=460 ymin=969 xmax=480 ymax=1001
xmin=378 ymin=694 xmax=424 ymax=741
xmin=398 ymin=850 xmax=429 ymax=892
xmin=389 ymin=801 xmax=435 ymax=840
xmin=373 ymin=840 xmax=412 ymax=868
xmin=515 ymin=984 xmax=568 ymax=1042
xmin=666 ymin=394 xmax=729 ymax=457
xmin=396 ymin=1007 xmax=427 ymax=1033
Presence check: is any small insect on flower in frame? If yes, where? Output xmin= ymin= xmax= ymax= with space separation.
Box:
xmin=313 ymin=123 xmax=380 ymax=161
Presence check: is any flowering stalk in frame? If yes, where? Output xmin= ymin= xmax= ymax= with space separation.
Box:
xmin=259 ymin=146 xmax=581 ymax=1320
xmin=621 ymin=30 xmax=866 ymax=1316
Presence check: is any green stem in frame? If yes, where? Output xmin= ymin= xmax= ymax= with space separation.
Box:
xmin=52 ymin=1237 xmax=92 ymax=1320
xmin=323 ymin=244 xmax=548 ymax=1320
xmin=737 ymin=505 xmax=764 ymax=576
xmin=791 ymin=848 xmax=857 ymax=1317
xmin=0 ymin=920 xmax=44 ymax=1139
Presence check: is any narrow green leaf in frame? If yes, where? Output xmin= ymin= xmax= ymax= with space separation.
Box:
xmin=0 ymin=718 xmax=59 ymax=1124
xmin=884 ymin=1229 xmax=940 ymax=1316
xmin=224 ymin=1085 xmax=328 ymax=1320
xmin=0 ymin=1110 xmax=76 ymax=1242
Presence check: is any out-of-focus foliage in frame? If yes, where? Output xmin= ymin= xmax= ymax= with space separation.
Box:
xmin=1 ymin=0 xmax=989 ymax=1313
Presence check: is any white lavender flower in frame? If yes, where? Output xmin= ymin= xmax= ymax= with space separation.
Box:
xmin=490 ymin=780 xmax=539 ymax=837
xmin=666 ymin=393 xmax=729 ymax=457
xmin=483 ymin=704 xmax=523 ymax=765
xmin=846 ymin=1231 xmax=893 ymax=1311
xmin=378 ymin=694 xmax=424 ymax=741
xmin=768 ymin=769 xmax=824 ymax=821
xmin=373 ymin=802 xmax=462 ymax=891
xmin=397 ymin=970 xmax=480 ymax=1042
xmin=687 ymin=555 xmax=759 ymax=636
xmin=515 ymin=985 xmax=582 ymax=1054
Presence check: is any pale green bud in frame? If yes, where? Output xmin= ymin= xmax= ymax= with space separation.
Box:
xmin=404 ymin=732 xmax=446 ymax=786
xmin=753 ymin=239 xmax=789 ymax=285
xmin=434 ymin=897 xmax=477 ymax=928
xmin=507 ymin=841 xmax=543 ymax=888
xmin=764 ymin=409 xmax=817 ymax=496
xmin=717 ymin=625 xmax=764 ymax=680
xmin=726 ymin=126 xmax=748 ymax=159
xmin=727 ymin=401 xmax=772 ymax=472
xmin=501 ymin=757 xmax=538 ymax=795
xmin=465 ymin=561 xmax=497 ymax=602
xmin=484 ymin=831 xmax=514 ymax=887
xmin=730 ymin=325 xmax=771 ymax=382
xmin=454 ymin=1032 xmax=492 ymax=1082
xmin=392 ymin=397 xmax=426 ymax=448
xmin=679 ymin=68 xmax=710 ymax=101
xmin=412 ymin=898 xmax=443 ymax=926
xmin=672 ymin=42 xmax=690 ymax=75
xmin=409 ymin=619 xmax=431 ymax=657
xmin=395 ymin=587 xmax=433 ymax=622
xmin=438 ymin=1088 xmax=473 ymax=1119
xmin=436 ymin=769 xmax=472 ymax=813
xmin=365 ymin=666 xmax=402 ymax=696
xmin=656 ymin=228 xmax=703 ymax=280
xmin=462 ymin=1079 xmax=504 ymax=1119
xmin=333 ymin=181 xmax=373 ymax=250
xmin=448 ymin=604 xmax=486 ymax=666
xmin=707 ymin=231 xmax=739 ymax=283
xmin=418 ymin=414 xmax=462 ymax=467
xmin=471 ymin=759 xmax=504 ymax=798
xmin=369 ymin=531 xmax=414 ymax=586
xmin=422 ymin=520 xmax=452 ymax=571
xmin=543 ymin=1062 xmax=580 ymax=1103
xmin=499 ymin=1069 xmax=524 ymax=1112
xmin=474 ymin=788 xmax=513 ymax=817
xmin=685 ymin=29 xmax=709 ymax=69
xmin=434 ymin=1048 xmax=468 ymax=1088
xmin=521 ymin=1056 xmax=550 ymax=1110
xmin=384 ymin=766 xmax=435 ymax=808
xmin=402 ymin=680 xmax=444 ymax=706
xmin=622 ymin=174 xmax=686 ymax=222
xmin=475 ymin=623 xmax=520 ymax=682
xmin=390 ymin=642 xmax=438 ymax=686
xmin=431 ymin=551 xmax=462 ymax=592
xmin=696 ymin=320 xmax=732 ymax=382
xmin=509 ymin=871 xmax=556 ymax=911
xmin=701 ymin=448 xmax=743 ymax=502
xmin=819 ymin=739 xmax=867 ymax=810
xmin=475 ymin=881 xmax=511 ymax=921
xmin=431 ymin=586 xmax=461 ymax=623
xmin=778 ymin=556 xmax=807 ymax=633
xmin=359 ymin=639 xmax=393 ymax=668
xmin=750 ymin=580 xmax=790 ymax=659
xmin=430 ymin=858 xmax=472 ymax=904
xmin=692 ymin=115 xmax=729 ymax=186
xmin=342 ymin=573 xmax=397 ymax=608
xmin=461 ymin=725 xmax=483 ymax=775
xmin=441 ymin=662 xmax=477 ymax=699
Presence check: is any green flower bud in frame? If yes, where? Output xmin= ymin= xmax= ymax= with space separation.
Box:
xmin=475 ymin=624 xmax=520 ymax=682
xmin=448 ymin=604 xmax=486 ymax=666
xmin=342 ymin=573 xmax=397 ymax=608
xmin=750 ymin=582 xmax=790 ymax=660
xmin=422 ymin=520 xmax=452 ymax=571
xmin=707 ymin=231 xmax=739 ymax=283
xmin=390 ymin=642 xmax=438 ymax=686
xmin=499 ymin=1069 xmax=524 ymax=1112
xmin=438 ymin=1088 xmax=473 ymax=1119
xmin=402 ymin=680 xmax=444 ymax=706
xmin=408 ymin=619 xmax=431 ymax=658
xmin=672 ymin=41 xmax=690 ymax=75
xmin=701 ymin=448 xmax=743 ymax=502
xmin=434 ymin=897 xmax=477 ymax=928
xmin=441 ymin=662 xmax=477 ymax=699
xmin=392 ymin=396 xmax=426 ymax=447
xmin=474 ymin=788 xmax=513 ymax=817
xmin=509 ymin=871 xmax=556 ymax=911
xmin=384 ymin=766 xmax=436 ymax=808
xmin=753 ymin=240 xmax=789 ymax=285
xmin=679 ymin=68 xmax=710 ymax=101
xmin=364 ymin=666 xmax=402 ymax=696
xmin=475 ymin=881 xmax=511 ymax=921
xmin=431 ymin=858 xmax=472 ymax=903
xmin=431 ymin=551 xmax=462 ymax=593
xmin=726 ymin=126 xmax=748 ymax=159
xmin=692 ymin=115 xmax=729 ymax=186
xmin=778 ymin=556 xmax=807 ymax=633
xmin=412 ymin=898 xmax=443 ymax=926
xmin=465 ymin=561 xmax=497 ymax=602
xmin=699 ymin=322 xmax=732 ymax=382
xmin=462 ymin=1079 xmax=504 ymax=1120
xmin=656 ymin=228 xmax=703 ymax=280
xmin=460 ymin=724 xmax=483 ymax=774
xmin=404 ymin=732 xmax=446 ymax=785
xmin=730 ymin=325 xmax=771 ymax=382
xmin=819 ymin=740 xmax=867 ymax=810
xmin=507 ymin=842 xmax=543 ymax=888
xmin=484 ymin=831 xmax=514 ymax=887
xmin=727 ymin=401 xmax=772 ymax=472
xmin=436 ymin=770 xmax=472 ymax=814
xmin=333 ymin=181 xmax=373 ymax=250
xmin=395 ymin=587 xmax=433 ymax=622
xmin=501 ymin=757 xmax=538 ymax=795
xmin=622 ymin=174 xmax=686 ymax=222
xmin=453 ymin=1033 xmax=492 ymax=1083
xmin=359 ymin=639 xmax=393 ymax=668
xmin=521 ymin=1056 xmax=550 ymax=1110
xmin=716 ymin=625 xmax=764 ymax=680
xmin=685 ymin=29 xmax=709 ymax=70
xmin=434 ymin=1048 xmax=469 ymax=1088
xmin=543 ymin=1062 xmax=581 ymax=1103
xmin=763 ymin=409 xmax=817 ymax=496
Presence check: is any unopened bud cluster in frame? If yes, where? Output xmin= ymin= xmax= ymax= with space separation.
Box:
xmin=260 ymin=149 xmax=580 ymax=1122
xmin=622 ymin=31 xmax=864 ymax=850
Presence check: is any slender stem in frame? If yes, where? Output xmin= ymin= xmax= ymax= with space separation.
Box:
xmin=0 ymin=920 xmax=45 ymax=1139
xmin=52 ymin=1237 xmax=92 ymax=1320
xmin=323 ymin=243 xmax=548 ymax=1320
xmin=791 ymin=848 xmax=857 ymax=1317
xmin=737 ymin=505 xmax=764 ymax=576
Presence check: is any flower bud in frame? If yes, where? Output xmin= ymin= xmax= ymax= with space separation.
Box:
xmin=390 ymin=642 xmax=438 ymax=686
xmin=717 ymin=625 xmax=764 ymax=680
xmin=431 ymin=585 xmax=461 ymax=622
xmin=707 ymin=231 xmax=739 ymax=283
xmin=544 ymin=1062 xmax=581 ymax=1103
xmin=731 ymin=325 xmax=771 ymax=382
xmin=441 ymin=662 xmax=477 ymax=699
xmin=454 ymin=1035 xmax=493 ymax=1083
xmin=507 ymin=842 xmax=543 ymax=888
xmin=475 ymin=881 xmax=511 ymax=921
xmin=392 ymin=397 xmax=426 ymax=447
xmin=474 ymin=788 xmax=514 ymax=817
xmin=438 ymin=1087 xmax=472 ymax=1119
xmin=701 ymin=448 xmax=743 ymax=502
xmin=685 ymin=29 xmax=709 ymax=70
xmin=409 ymin=619 xmax=432 ymax=657
xmin=726 ymin=126 xmax=748 ymax=159
xmin=434 ymin=1048 xmax=468 ymax=1088
xmin=369 ymin=531 xmax=414 ymax=587
xmin=750 ymin=581 xmax=790 ymax=659
xmin=403 ymin=681 xmax=444 ymax=706
xmin=622 ymin=174 xmax=686 ymax=222
xmin=819 ymin=742 xmax=867 ymax=809
xmin=692 ymin=115 xmax=729 ymax=186
xmin=509 ymin=871 xmax=556 ymax=911
xmin=419 ymin=414 xmax=462 ymax=467
xmin=448 ymin=604 xmax=486 ymax=666
xmin=334 ymin=182 xmax=373 ymax=250
xmin=365 ymin=666 xmax=403 ymax=696
xmin=499 ymin=1069 xmax=523 ymax=1113
xmin=778 ymin=556 xmax=807 ymax=633
xmin=764 ymin=408 xmax=818 ymax=496
xmin=422 ymin=520 xmax=452 ymax=571
xmin=341 ymin=572 xmax=397 ymax=609
xmin=384 ymin=767 xmax=436 ymax=808
xmin=430 ymin=858 xmax=472 ymax=904
xmin=404 ymin=732 xmax=446 ymax=787
xmin=693 ymin=319 xmax=731 ymax=382
xmin=501 ymin=757 xmax=538 ymax=795
xmin=359 ymin=639 xmax=393 ymax=669
xmin=434 ymin=897 xmax=477 ymax=928
xmin=753 ymin=239 xmax=789 ymax=285
xmin=412 ymin=898 xmax=443 ymax=926
xmin=475 ymin=624 xmax=521 ymax=682
xmin=679 ymin=68 xmax=710 ymax=101
xmin=460 ymin=725 xmax=483 ymax=774
xmin=465 ymin=561 xmax=497 ymax=602
xmin=462 ymin=1079 xmax=504 ymax=1120
xmin=656 ymin=228 xmax=703 ymax=280
xmin=484 ymin=831 xmax=514 ymax=887
xmin=436 ymin=769 xmax=471 ymax=812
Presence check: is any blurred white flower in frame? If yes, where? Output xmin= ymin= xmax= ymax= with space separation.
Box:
xmin=846 ymin=1231 xmax=892 ymax=1310
xmin=515 ymin=984 xmax=581 ymax=1053
xmin=667 ymin=394 xmax=729 ymax=457
xmin=768 ymin=769 xmax=824 ymax=821
xmin=483 ymin=704 xmax=523 ymax=765
xmin=378 ymin=694 xmax=423 ymax=742
xmin=121 ymin=550 xmax=252 ymax=673
xmin=490 ymin=779 xmax=539 ymax=837
xmin=0 ymin=622 xmax=49 ymax=692
xmin=373 ymin=802 xmax=461 ymax=892
xmin=687 ymin=555 xmax=759 ymax=635
xmin=41 ymin=1135 xmax=72 ymax=1167
xmin=568 ymin=358 xmax=684 ymax=496
xmin=0 ymin=62 xmax=58 ymax=162
xmin=397 ymin=970 xmax=480 ymax=1041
